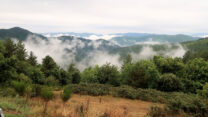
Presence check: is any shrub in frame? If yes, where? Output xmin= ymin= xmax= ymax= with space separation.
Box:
xmin=114 ymin=86 xmax=168 ymax=103
xmin=0 ymin=88 xmax=17 ymax=97
xmin=61 ymin=86 xmax=72 ymax=102
xmin=167 ymin=94 xmax=208 ymax=116
xmin=40 ymin=87 xmax=54 ymax=117
xmin=43 ymin=76 xmax=59 ymax=86
xmin=124 ymin=60 xmax=160 ymax=89
xmin=81 ymin=66 xmax=99 ymax=83
xmin=11 ymin=81 xmax=28 ymax=96
xmin=157 ymin=73 xmax=184 ymax=92
xmin=113 ymin=85 xmax=138 ymax=99
xmin=182 ymin=79 xmax=203 ymax=93
xmin=183 ymin=58 xmax=208 ymax=84
xmin=97 ymin=63 xmax=120 ymax=86
xmin=18 ymin=73 xmax=32 ymax=84
xmin=61 ymin=86 xmax=73 ymax=113
xmin=68 ymin=83 xmax=110 ymax=96
xmin=40 ymin=87 xmax=54 ymax=101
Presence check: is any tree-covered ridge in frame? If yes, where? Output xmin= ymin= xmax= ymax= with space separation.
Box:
xmin=0 ymin=27 xmax=46 ymax=41
xmin=111 ymin=34 xmax=199 ymax=46
xmin=182 ymin=37 xmax=208 ymax=51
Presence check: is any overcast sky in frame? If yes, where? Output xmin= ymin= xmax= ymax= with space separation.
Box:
xmin=0 ymin=0 xmax=208 ymax=34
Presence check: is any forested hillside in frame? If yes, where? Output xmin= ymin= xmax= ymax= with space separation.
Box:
xmin=111 ymin=34 xmax=199 ymax=46
xmin=182 ymin=37 xmax=208 ymax=51
xmin=0 ymin=27 xmax=46 ymax=41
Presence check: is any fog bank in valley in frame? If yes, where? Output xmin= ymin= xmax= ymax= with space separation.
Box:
xmin=21 ymin=35 xmax=187 ymax=71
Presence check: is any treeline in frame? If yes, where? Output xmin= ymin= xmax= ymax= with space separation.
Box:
xmin=1 ymin=38 xmax=208 ymax=95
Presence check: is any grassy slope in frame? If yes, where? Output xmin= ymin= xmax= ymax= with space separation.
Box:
xmin=0 ymin=93 xmax=161 ymax=117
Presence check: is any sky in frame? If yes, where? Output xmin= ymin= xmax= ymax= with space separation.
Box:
xmin=0 ymin=0 xmax=208 ymax=34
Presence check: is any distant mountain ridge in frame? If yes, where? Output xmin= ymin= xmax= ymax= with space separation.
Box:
xmin=0 ymin=27 xmax=46 ymax=41
xmin=41 ymin=32 xmax=200 ymax=47
xmin=0 ymin=27 xmax=206 ymax=61
xmin=111 ymin=34 xmax=199 ymax=46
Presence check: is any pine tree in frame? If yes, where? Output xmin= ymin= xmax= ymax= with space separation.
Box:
xmin=28 ymin=51 xmax=37 ymax=66
xmin=15 ymin=41 xmax=27 ymax=61
xmin=4 ymin=38 xmax=16 ymax=58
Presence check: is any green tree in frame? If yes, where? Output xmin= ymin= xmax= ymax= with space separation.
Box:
xmin=121 ymin=54 xmax=132 ymax=69
xmin=125 ymin=60 xmax=160 ymax=88
xmin=29 ymin=67 xmax=44 ymax=84
xmin=182 ymin=79 xmax=203 ymax=93
xmin=97 ymin=63 xmax=120 ymax=86
xmin=18 ymin=73 xmax=32 ymax=84
xmin=0 ymin=40 xmax=5 ymax=54
xmin=4 ymin=38 xmax=16 ymax=58
xmin=153 ymin=56 xmax=184 ymax=76
xmin=198 ymin=83 xmax=208 ymax=98
xmin=81 ymin=65 xmax=99 ymax=83
xmin=15 ymin=61 xmax=31 ymax=76
xmin=11 ymin=80 xmax=28 ymax=96
xmin=15 ymin=41 xmax=27 ymax=61
xmin=44 ymin=76 xmax=59 ymax=86
xmin=183 ymin=58 xmax=208 ymax=84
xmin=0 ymin=55 xmax=18 ymax=83
xmin=157 ymin=73 xmax=184 ymax=92
xmin=59 ymin=68 xmax=71 ymax=85
xmin=40 ymin=87 xmax=54 ymax=117
xmin=41 ymin=55 xmax=60 ymax=80
xmin=28 ymin=51 xmax=37 ymax=66
xmin=68 ymin=64 xmax=81 ymax=84
xmin=61 ymin=86 xmax=72 ymax=113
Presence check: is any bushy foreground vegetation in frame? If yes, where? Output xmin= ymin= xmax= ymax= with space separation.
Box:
xmin=1 ymin=38 xmax=208 ymax=116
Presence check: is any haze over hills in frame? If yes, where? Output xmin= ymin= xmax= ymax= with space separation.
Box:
xmin=41 ymin=32 xmax=199 ymax=47
xmin=0 ymin=27 xmax=207 ymax=70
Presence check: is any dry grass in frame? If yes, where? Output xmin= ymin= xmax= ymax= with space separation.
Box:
xmin=29 ymin=92 xmax=162 ymax=117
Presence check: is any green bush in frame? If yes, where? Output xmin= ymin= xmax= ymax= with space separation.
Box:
xmin=97 ymin=63 xmax=120 ymax=86
xmin=43 ymin=76 xmax=59 ymax=86
xmin=67 ymin=83 xmax=110 ymax=96
xmin=61 ymin=86 xmax=72 ymax=102
xmin=11 ymin=81 xmax=28 ymax=96
xmin=0 ymin=88 xmax=17 ymax=97
xmin=40 ymin=87 xmax=54 ymax=101
xmin=157 ymin=73 xmax=184 ymax=92
xmin=113 ymin=85 xmax=138 ymax=99
xmin=114 ymin=86 xmax=168 ymax=103
xmin=167 ymin=94 xmax=208 ymax=116
xmin=124 ymin=60 xmax=160 ymax=89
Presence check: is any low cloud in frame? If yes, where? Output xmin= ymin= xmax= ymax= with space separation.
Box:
xmin=130 ymin=43 xmax=186 ymax=62
xmin=23 ymin=34 xmax=121 ymax=70
xmin=85 ymin=34 xmax=120 ymax=40
xmin=21 ymin=35 xmax=186 ymax=71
